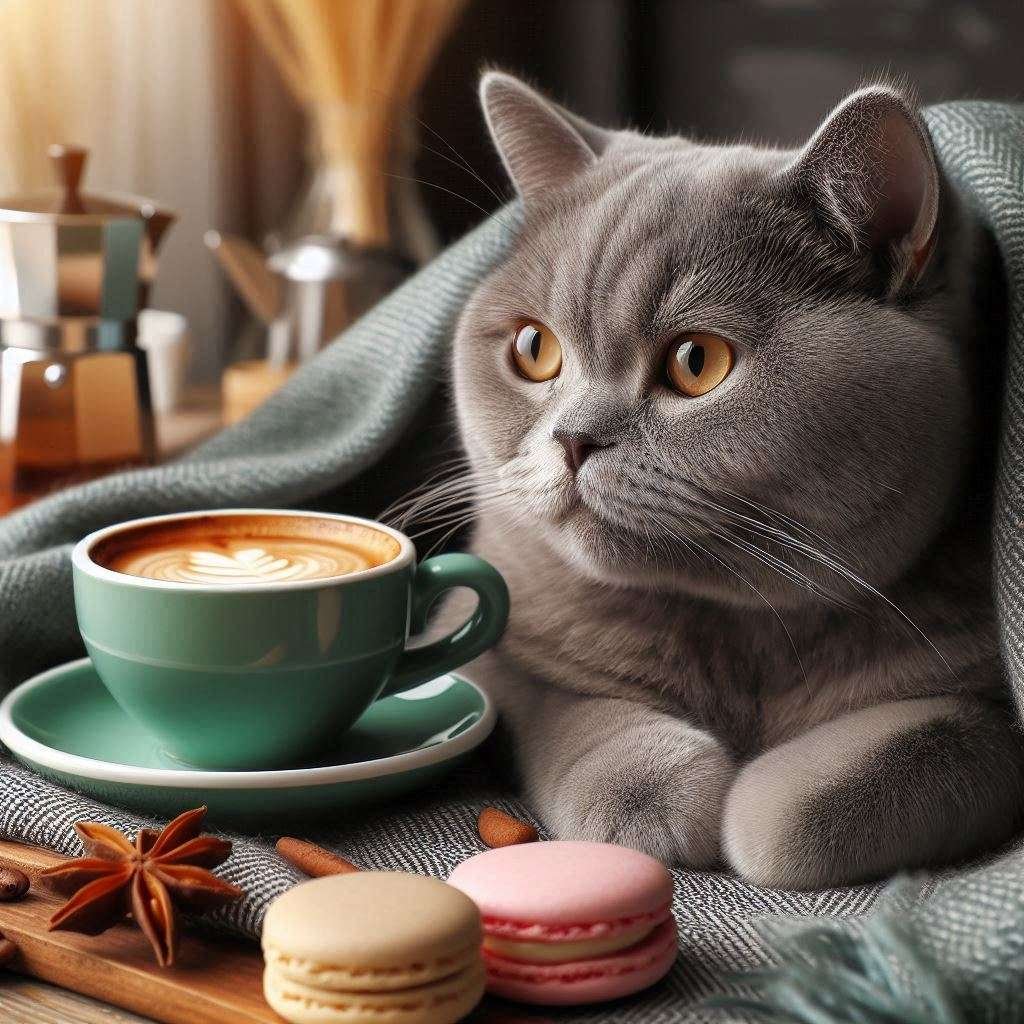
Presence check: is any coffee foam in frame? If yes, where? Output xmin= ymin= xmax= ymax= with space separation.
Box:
xmin=91 ymin=514 xmax=402 ymax=585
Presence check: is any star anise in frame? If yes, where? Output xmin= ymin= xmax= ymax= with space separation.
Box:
xmin=38 ymin=806 xmax=244 ymax=967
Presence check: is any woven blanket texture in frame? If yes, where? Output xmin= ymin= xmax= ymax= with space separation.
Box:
xmin=1 ymin=102 xmax=1023 ymax=1023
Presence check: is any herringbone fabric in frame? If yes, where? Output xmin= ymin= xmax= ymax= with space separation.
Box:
xmin=0 ymin=102 xmax=1022 ymax=1022
xmin=925 ymin=103 xmax=1024 ymax=708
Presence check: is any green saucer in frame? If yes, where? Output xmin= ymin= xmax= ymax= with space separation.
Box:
xmin=0 ymin=658 xmax=495 ymax=825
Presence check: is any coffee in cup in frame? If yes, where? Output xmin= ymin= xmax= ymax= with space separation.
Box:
xmin=73 ymin=510 xmax=509 ymax=770
xmin=90 ymin=513 xmax=401 ymax=585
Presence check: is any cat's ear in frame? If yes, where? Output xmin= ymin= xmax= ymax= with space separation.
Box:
xmin=787 ymin=85 xmax=939 ymax=289
xmin=480 ymin=71 xmax=608 ymax=201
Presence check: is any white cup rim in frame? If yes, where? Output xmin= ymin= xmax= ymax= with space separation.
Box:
xmin=72 ymin=509 xmax=416 ymax=594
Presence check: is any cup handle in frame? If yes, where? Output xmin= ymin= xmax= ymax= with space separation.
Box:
xmin=380 ymin=553 xmax=510 ymax=698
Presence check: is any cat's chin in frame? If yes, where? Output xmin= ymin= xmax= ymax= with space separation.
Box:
xmin=548 ymin=507 xmax=799 ymax=605
xmin=525 ymin=495 xmax=824 ymax=606
xmin=549 ymin=506 xmax=696 ymax=592
xmin=557 ymin=534 xmax=794 ymax=605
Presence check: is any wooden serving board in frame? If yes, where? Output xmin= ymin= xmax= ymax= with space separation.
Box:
xmin=0 ymin=840 xmax=280 ymax=1024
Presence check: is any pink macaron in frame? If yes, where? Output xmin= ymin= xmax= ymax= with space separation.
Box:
xmin=448 ymin=841 xmax=677 ymax=1005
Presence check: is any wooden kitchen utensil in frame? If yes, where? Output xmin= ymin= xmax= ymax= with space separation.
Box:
xmin=0 ymin=841 xmax=278 ymax=1024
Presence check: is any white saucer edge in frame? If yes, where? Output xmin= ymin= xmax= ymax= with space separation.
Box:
xmin=0 ymin=658 xmax=497 ymax=790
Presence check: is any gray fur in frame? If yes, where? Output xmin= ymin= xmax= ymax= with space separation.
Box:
xmin=412 ymin=73 xmax=1024 ymax=889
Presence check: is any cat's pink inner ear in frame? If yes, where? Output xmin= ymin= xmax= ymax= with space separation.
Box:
xmin=866 ymin=109 xmax=939 ymax=274
xmin=480 ymin=71 xmax=599 ymax=200
xmin=794 ymin=87 xmax=939 ymax=285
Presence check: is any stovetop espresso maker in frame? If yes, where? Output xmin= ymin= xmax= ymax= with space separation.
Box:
xmin=0 ymin=145 xmax=175 ymax=511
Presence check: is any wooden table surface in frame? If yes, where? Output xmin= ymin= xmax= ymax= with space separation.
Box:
xmin=0 ymin=979 xmax=553 ymax=1023
xmin=1 ymin=978 xmax=154 ymax=1023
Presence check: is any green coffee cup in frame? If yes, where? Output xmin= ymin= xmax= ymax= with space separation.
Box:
xmin=71 ymin=509 xmax=509 ymax=770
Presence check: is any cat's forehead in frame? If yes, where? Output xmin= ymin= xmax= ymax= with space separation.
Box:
xmin=544 ymin=136 xmax=793 ymax=244
xmin=510 ymin=137 xmax=820 ymax=342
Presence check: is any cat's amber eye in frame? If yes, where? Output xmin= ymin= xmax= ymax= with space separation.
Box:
xmin=666 ymin=332 xmax=734 ymax=397
xmin=512 ymin=322 xmax=562 ymax=382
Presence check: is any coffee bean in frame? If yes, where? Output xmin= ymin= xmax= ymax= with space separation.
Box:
xmin=0 ymin=934 xmax=17 ymax=966
xmin=0 ymin=866 xmax=28 ymax=902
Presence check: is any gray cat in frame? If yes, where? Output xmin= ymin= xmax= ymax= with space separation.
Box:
xmin=409 ymin=72 xmax=1024 ymax=890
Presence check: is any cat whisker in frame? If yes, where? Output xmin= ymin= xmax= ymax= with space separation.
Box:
xmin=404 ymin=493 xmax=510 ymax=536
xmin=767 ymin=533 xmax=956 ymax=677
xmin=422 ymin=516 xmax=480 ymax=557
xmin=386 ymin=478 xmax=479 ymax=517
xmin=381 ymin=466 xmax=499 ymax=526
xmin=650 ymin=513 xmax=811 ymax=694
xmin=670 ymin=486 xmax=855 ymax=590
xmin=708 ymin=527 xmax=844 ymax=606
xmin=414 ymin=489 xmax=528 ymax=556
xmin=379 ymin=462 xmax=474 ymax=517
xmin=686 ymin=489 xmax=955 ymax=677
xmin=384 ymin=172 xmax=496 ymax=220
xmin=406 ymin=114 xmax=508 ymax=206
xmin=685 ymin=501 xmax=852 ymax=606
xmin=717 ymin=487 xmax=838 ymax=554
xmin=638 ymin=481 xmax=884 ymax=613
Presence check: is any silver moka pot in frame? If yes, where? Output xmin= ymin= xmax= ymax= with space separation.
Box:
xmin=0 ymin=145 xmax=175 ymax=509
xmin=205 ymin=230 xmax=411 ymax=365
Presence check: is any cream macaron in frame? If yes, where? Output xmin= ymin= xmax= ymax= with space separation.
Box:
xmin=261 ymin=872 xmax=486 ymax=1024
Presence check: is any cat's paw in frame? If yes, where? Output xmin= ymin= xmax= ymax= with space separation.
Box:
xmin=541 ymin=721 xmax=735 ymax=868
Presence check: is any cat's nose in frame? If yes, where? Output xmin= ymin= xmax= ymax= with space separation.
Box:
xmin=552 ymin=429 xmax=605 ymax=473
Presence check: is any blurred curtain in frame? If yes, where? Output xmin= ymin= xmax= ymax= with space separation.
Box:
xmin=0 ymin=0 xmax=303 ymax=382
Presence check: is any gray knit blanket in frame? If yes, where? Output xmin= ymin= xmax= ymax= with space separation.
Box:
xmin=1 ymin=101 xmax=1023 ymax=1023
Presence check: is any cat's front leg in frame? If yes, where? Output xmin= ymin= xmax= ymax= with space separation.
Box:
xmin=478 ymin=659 xmax=736 ymax=867
xmin=530 ymin=693 xmax=735 ymax=867
xmin=722 ymin=696 xmax=1024 ymax=890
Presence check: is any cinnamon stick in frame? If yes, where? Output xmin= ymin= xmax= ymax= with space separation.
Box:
xmin=276 ymin=838 xmax=360 ymax=878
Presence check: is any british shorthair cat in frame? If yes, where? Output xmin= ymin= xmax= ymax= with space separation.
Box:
xmin=428 ymin=72 xmax=1022 ymax=889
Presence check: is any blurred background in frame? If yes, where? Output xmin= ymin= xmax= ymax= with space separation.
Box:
xmin=0 ymin=0 xmax=1020 ymax=512
xmin=1 ymin=0 xmax=1018 ymax=382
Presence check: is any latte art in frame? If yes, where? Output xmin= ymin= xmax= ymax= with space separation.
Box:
xmin=91 ymin=514 xmax=402 ymax=585
xmin=119 ymin=541 xmax=374 ymax=585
